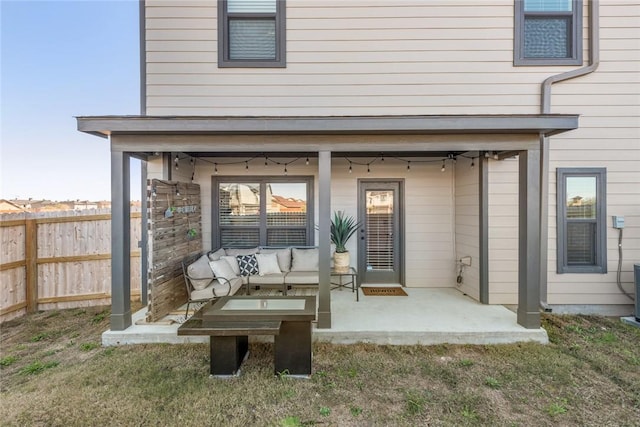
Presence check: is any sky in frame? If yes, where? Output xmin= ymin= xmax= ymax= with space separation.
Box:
xmin=1 ymin=0 xmax=141 ymax=201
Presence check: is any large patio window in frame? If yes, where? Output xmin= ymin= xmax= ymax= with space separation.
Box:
xmin=556 ymin=168 xmax=606 ymax=273
xmin=213 ymin=177 xmax=313 ymax=248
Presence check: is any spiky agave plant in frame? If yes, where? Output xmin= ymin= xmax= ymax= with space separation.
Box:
xmin=330 ymin=211 xmax=360 ymax=253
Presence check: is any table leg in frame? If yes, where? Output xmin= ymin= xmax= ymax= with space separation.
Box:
xmin=210 ymin=335 xmax=248 ymax=376
xmin=274 ymin=321 xmax=312 ymax=376
xmin=354 ymin=274 xmax=359 ymax=302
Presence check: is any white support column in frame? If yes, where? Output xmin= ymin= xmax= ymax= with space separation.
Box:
xmin=317 ymin=150 xmax=332 ymax=328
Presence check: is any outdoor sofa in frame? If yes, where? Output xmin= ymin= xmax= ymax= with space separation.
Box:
xmin=183 ymin=247 xmax=320 ymax=313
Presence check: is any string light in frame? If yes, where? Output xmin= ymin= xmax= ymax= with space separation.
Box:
xmin=284 ymin=165 xmax=288 ymax=175
xmin=407 ymin=161 xmax=411 ymax=171
xmin=176 ymin=185 xmax=181 ymax=197
xmin=174 ymin=154 xmax=179 ymax=170
xmin=441 ymin=160 xmax=446 ymax=172
xmin=493 ymin=151 xmax=499 ymax=160
xmin=264 ymin=156 xmax=268 ymax=167
xmin=151 ymin=186 xmax=157 ymax=197
xmin=381 ymin=153 xmax=385 ymax=163
xmin=367 ymin=164 xmax=371 ymax=174
xmin=348 ymin=162 xmax=352 ymax=173
xmin=245 ymin=161 xmax=249 ymax=171
xmin=305 ymin=157 xmax=309 ymax=165
xmin=471 ymin=158 xmax=475 ymax=169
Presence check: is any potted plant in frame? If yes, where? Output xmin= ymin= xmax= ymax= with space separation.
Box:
xmin=330 ymin=210 xmax=360 ymax=272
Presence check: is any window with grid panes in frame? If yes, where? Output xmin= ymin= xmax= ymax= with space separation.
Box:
xmin=218 ymin=0 xmax=286 ymax=67
xmin=514 ymin=0 xmax=582 ymax=66
xmin=213 ymin=177 xmax=313 ymax=248
xmin=556 ymin=168 xmax=607 ymax=273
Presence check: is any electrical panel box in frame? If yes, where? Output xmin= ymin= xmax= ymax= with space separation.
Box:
xmin=612 ymin=216 xmax=625 ymax=229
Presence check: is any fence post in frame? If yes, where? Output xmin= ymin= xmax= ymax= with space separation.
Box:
xmin=25 ymin=218 xmax=38 ymax=313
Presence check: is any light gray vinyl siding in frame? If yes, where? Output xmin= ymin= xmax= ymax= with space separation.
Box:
xmin=455 ymin=157 xmax=480 ymax=300
xmin=145 ymin=0 xmax=591 ymax=116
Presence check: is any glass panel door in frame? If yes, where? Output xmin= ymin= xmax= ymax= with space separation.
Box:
xmin=358 ymin=181 xmax=402 ymax=284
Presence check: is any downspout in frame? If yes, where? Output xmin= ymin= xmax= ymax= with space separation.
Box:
xmin=539 ymin=0 xmax=600 ymax=311
xmin=139 ymin=0 xmax=149 ymax=305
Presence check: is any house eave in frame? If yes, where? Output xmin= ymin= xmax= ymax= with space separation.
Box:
xmin=77 ymin=114 xmax=579 ymax=138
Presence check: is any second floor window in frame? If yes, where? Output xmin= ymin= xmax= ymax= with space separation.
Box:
xmin=514 ymin=0 xmax=583 ymax=66
xmin=218 ymin=0 xmax=286 ymax=68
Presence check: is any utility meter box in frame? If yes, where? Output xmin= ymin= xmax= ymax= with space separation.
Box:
xmin=612 ymin=216 xmax=625 ymax=229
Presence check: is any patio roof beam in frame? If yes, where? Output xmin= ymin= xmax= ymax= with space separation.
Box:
xmin=77 ymin=114 xmax=579 ymax=137
xmin=109 ymin=134 xmax=541 ymax=154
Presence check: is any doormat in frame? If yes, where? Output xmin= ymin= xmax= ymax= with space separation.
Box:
xmin=361 ymin=287 xmax=408 ymax=296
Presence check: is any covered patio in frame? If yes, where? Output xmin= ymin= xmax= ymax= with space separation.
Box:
xmin=77 ymin=114 xmax=578 ymax=338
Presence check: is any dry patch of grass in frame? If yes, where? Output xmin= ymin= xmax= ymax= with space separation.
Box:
xmin=1 ymin=309 xmax=639 ymax=426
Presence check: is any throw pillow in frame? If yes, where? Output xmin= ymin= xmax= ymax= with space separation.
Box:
xmin=209 ymin=259 xmax=238 ymax=280
xmin=208 ymin=248 xmax=226 ymax=261
xmin=291 ymin=248 xmax=319 ymax=271
xmin=225 ymin=247 xmax=259 ymax=256
xmin=187 ymin=254 xmax=214 ymax=290
xmin=259 ymin=248 xmax=292 ymax=272
xmin=220 ymin=255 xmax=241 ymax=276
xmin=236 ymin=254 xmax=259 ymax=276
xmin=256 ymin=253 xmax=282 ymax=276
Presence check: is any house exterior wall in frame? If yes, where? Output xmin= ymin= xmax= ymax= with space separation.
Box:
xmin=455 ymin=157 xmax=480 ymax=300
xmin=148 ymin=155 xmax=460 ymax=288
xmin=146 ymin=0 xmax=580 ymax=116
xmin=143 ymin=0 xmax=639 ymax=307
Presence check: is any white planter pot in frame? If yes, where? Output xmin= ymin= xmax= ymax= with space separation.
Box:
xmin=333 ymin=251 xmax=350 ymax=272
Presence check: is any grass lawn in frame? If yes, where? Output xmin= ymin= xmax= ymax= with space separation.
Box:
xmin=1 ymin=306 xmax=639 ymax=426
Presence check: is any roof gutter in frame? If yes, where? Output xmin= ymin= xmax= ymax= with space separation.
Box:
xmin=539 ymin=0 xmax=600 ymax=312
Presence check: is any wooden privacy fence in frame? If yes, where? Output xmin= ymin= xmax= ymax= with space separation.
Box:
xmin=0 ymin=209 xmax=142 ymax=322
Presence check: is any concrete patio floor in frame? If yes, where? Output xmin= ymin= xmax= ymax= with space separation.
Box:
xmin=102 ymin=287 xmax=548 ymax=346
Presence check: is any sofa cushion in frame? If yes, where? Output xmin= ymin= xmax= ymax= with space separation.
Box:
xmin=284 ymin=271 xmax=319 ymax=285
xmin=291 ymin=248 xmax=319 ymax=271
xmin=256 ymin=253 xmax=282 ymax=276
xmin=220 ymin=256 xmax=241 ymax=276
xmin=190 ymin=277 xmax=243 ymax=300
xmin=248 ymin=273 xmax=287 ymax=285
xmin=187 ymin=254 xmax=214 ymax=290
xmin=237 ymin=254 xmax=259 ymax=276
xmin=209 ymin=259 xmax=238 ymax=280
xmin=207 ymin=248 xmax=226 ymax=261
xmin=225 ymin=247 xmax=259 ymax=256
xmin=259 ymin=248 xmax=292 ymax=272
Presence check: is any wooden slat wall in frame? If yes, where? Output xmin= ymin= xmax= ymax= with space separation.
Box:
xmin=0 ymin=209 xmax=142 ymax=322
xmin=147 ymin=180 xmax=201 ymax=322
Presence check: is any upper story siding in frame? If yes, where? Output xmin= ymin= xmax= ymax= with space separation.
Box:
xmin=145 ymin=0 xmax=639 ymax=116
